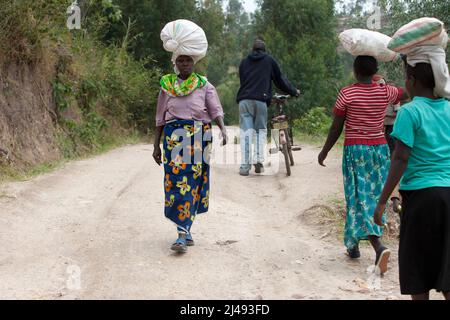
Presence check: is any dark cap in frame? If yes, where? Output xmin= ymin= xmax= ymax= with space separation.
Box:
xmin=253 ymin=39 xmax=266 ymax=52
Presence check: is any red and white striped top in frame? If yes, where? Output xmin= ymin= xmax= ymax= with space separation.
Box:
xmin=333 ymin=83 xmax=403 ymax=146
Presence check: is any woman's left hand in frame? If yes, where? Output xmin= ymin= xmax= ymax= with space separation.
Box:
xmin=220 ymin=129 xmax=228 ymax=146
xmin=318 ymin=150 xmax=328 ymax=167
xmin=374 ymin=202 xmax=386 ymax=227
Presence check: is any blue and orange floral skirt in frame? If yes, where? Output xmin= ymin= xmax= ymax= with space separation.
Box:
xmin=163 ymin=120 xmax=212 ymax=233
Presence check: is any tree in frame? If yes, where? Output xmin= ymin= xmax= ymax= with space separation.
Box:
xmin=376 ymin=0 xmax=450 ymax=86
xmin=206 ymin=0 xmax=251 ymax=85
xmin=254 ymin=0 xmax=344 ymax=119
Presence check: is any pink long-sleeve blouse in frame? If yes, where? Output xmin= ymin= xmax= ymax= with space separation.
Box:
xmin=155 ymin=82 xmax=224 ymax=126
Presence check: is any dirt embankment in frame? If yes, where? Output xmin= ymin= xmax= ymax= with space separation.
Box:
xmin=0 ymin=61 xmax=60 ymax=168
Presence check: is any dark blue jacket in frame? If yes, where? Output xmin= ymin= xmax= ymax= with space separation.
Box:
xmin=236 ymin=51 xmax=299 ymax=104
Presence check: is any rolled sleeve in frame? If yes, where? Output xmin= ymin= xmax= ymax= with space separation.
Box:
xmin=386 ymin=85 xmax=404 ymax=106
xmin=205 ymin=83 xmax=224 ymax=120
xmin=333 ymin=90 xmax=348 ymax=117
xmin=156 ymin=90 xmax=168 ymax=126
xmin=391 ymin=108 xmax=416 ymax=148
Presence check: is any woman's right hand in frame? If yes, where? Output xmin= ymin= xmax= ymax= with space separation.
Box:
xmin=220 ymin=128 xmax=228 ymax=146
xmin=153 ymin=145 xmax=162 ymax=166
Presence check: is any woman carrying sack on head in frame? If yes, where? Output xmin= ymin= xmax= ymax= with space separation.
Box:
xmin=375 ymin=19 xmax=450 ymax=300
xmin=318 ymin=55 xmax=408 ymax=274
xmin=320 ymin=29 xmax=409 ymax=274
xmin=153 ymin=20 xmax=228 ymax=253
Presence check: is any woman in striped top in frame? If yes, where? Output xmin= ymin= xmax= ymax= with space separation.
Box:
xmin=318 ymin=56 xmax=407 ymax=274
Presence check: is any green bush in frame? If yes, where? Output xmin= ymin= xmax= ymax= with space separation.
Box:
xmin=0 ymin=0 xmax=64 ymax=63
xmin=52 ymin=78 xmax=73 ymax=113
xmin=293 ymin=107 xmax=331 ymax=136
xmin=53 ymin=36 xmax=160 ymax=156
xmin=59 ymin=112 xmax=107 ymax=153
xmin=0 ymin=0 xmax=160 ymax=162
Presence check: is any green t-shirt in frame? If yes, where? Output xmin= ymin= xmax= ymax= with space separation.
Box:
xmin=391 ymin=96 xmax=450 ymax=190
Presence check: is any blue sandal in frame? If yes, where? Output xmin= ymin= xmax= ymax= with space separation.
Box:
xmin=171 ymin=233 xmax=188 ymax=253
xmin=186 ymin=233 xmax=195 ymax=246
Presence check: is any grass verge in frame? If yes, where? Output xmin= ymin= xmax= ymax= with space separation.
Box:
xmin=0 ymin=132 xmax=146 ymax=185
xmin=300 ymin=195 xmax=400 ymax=248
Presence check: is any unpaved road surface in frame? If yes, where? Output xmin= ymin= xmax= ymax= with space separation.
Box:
xmin=0 ymin=127 xmax=442 ymax=300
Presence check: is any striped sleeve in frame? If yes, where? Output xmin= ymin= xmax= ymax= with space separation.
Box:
xmin=333 ymin=89 xmax=348 ymax=116
xmin=386 ymin=85 xmax=403 ymax=105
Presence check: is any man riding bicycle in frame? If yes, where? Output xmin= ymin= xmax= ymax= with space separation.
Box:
xmin=236 ymin=39 xmax=300 ymax=176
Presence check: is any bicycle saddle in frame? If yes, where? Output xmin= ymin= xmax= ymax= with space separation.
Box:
xmin=272 ymin=115 xmax=288 ymax=122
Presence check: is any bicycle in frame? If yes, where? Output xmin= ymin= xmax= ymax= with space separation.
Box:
xmin=269 ymin=94 xmax=301 ymax=176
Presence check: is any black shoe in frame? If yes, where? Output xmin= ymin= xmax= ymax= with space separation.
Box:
xmin=239 ymin=167 xmax=250 ymax=176
xmin=254 ymin=163 xmax=264 ymax=174
xmin=347 ymin=246 xmax=361 ymax=259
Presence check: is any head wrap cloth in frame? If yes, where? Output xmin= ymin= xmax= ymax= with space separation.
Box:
xmin=160 ymin=19 xmax=208 ymax=74
xmin=397 ymin=24 xmax=450 ymax=99
xmin=406 ymin=44 xmax=450 ymax=99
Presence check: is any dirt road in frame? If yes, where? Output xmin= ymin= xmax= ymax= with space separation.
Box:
xmin=0 ymin=127 xmax=439 ymax=300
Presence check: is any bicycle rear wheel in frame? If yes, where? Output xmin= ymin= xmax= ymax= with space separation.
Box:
xmin=285 ymin=129 xmax=294 ymax=166
xmin=282 ymin=143 xmax=291 ymax=176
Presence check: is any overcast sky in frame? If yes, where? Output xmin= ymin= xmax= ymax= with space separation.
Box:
xmin=242 ymin=0 xmax=258 ymax=12
xmin=231 ymin=0 xmax=377 ymax=13
xmin=222 ymin=0 xmax=258 ymax=13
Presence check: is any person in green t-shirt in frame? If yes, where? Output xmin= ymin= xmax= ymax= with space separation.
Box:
xmin=374 ymin=56 xmax=450 ymax=300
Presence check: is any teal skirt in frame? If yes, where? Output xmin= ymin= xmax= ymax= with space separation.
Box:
xmin=342 ymin=144 xmax=390 ymax=249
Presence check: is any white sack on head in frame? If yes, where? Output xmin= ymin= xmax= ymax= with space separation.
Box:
xmin=339 ymin=29 xmax=399 ymax=62
xmin=407 ymin=44 xmax=450 ymax=99
xmin=160 ymin=19 xmax=208 ymax=73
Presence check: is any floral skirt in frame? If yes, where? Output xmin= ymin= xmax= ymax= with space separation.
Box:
xmin=163 ymin=120 xmax=212 ymax=233
xmin=342 ymin=144 xmax=390 ymax=249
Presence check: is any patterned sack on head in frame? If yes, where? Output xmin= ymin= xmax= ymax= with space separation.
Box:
xmin=388 ymin=17 xmax=445 ymax=54
xmin=339 ymin=29 xmax=399 ymax=62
